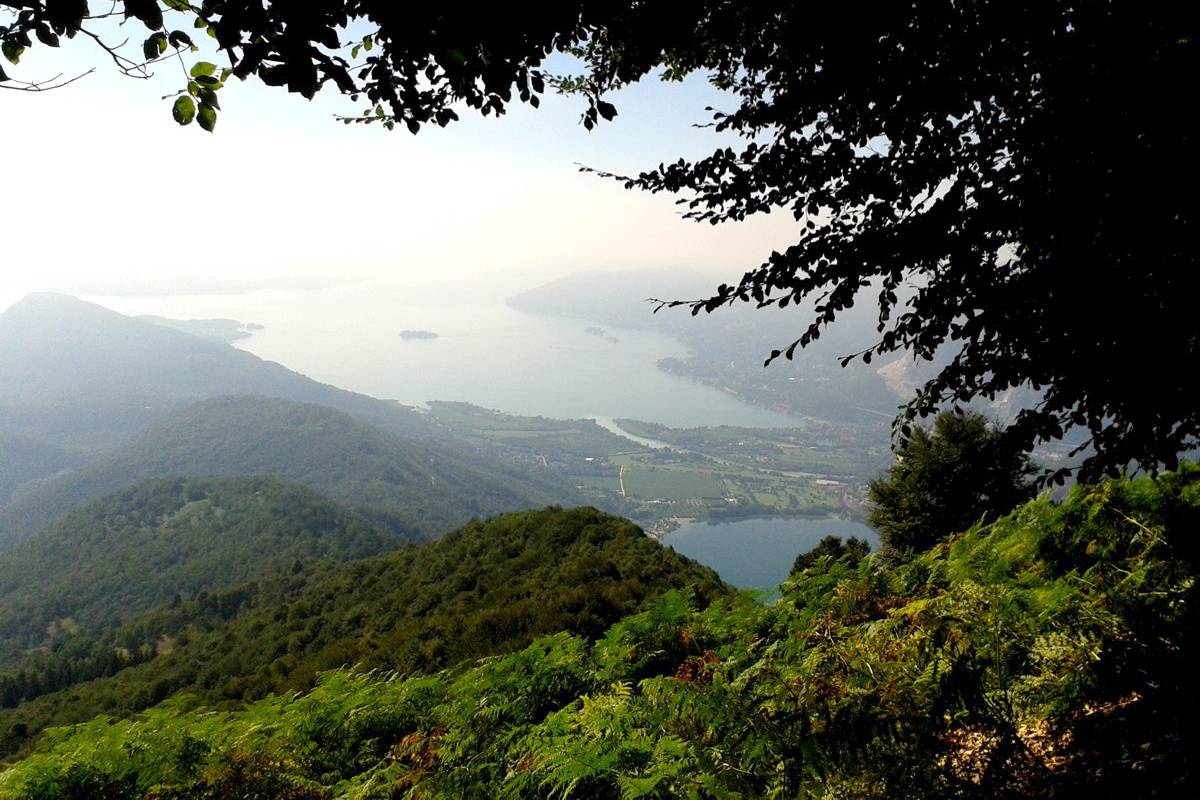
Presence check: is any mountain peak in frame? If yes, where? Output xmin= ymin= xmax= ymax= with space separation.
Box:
xmin=0 ymin=292 xmax=161 ymax=340
xmin=0 ymin=294 xmax=429 ymax=452
xmin=3 ymin=291 xmax=105 ymax=317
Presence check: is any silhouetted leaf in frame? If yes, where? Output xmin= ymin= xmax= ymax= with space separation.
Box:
xmin=142 ymin=32 xmax=167 ymax=61
xmin=45 ymin=0 xmax=87 ymax=32
xmin=34 ymin=24 xmax=60 ymax=47
xmin=197 ymin=102 xmax=217 ymax=132
xmin=123 ymin=0 xmax=163 ymax=31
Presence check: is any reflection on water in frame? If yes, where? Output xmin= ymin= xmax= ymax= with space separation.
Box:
xmin=662 ymin=516 xmax=878 ymax=589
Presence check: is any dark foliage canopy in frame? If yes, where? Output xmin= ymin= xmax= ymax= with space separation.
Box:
xmin=581 ymin=3 xmax=1197 ymax=484
xmin=2 ymin=2 xmax=1194 ymax=479
xmin=868 ymin=411 xmax=1037 ymax=553
xmin=789 ymin=534 xmax=871 ymax=576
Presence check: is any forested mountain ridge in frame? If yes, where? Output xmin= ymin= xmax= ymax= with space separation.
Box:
xmin=0 ymin=396 xmax=579 ymax=549
xmin=0 ymin=477 xmax=400 ymax=668
xmin=3 ymin=468 xmax=1192 ymax=797
xmin=0 ymin=506 xmax=726 ymax=759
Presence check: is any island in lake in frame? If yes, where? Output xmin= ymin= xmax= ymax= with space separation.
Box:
xmin=400 ymin=329 xmax=439 ymax=340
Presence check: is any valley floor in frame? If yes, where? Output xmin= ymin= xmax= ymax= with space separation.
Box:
xmin=424 ymin=401 xmax=890 ymax=534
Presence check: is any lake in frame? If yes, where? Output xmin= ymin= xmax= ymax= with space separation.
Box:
xmin=81 ymin=281 xmax=802 ymax=429
xmin=661 ymin=516 xmax=879 ymax=589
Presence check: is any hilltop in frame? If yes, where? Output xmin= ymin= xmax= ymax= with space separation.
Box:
xmin=0 ymin=506 xmax=725 ymax=757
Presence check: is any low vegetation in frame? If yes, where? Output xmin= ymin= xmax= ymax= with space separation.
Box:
xmin=0 ymin=506 xmax=724 ymax=758
xmin=3 ymin=467 xmax=1193 ymax=797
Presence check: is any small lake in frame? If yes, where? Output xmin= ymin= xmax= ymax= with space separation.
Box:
xmin=661 ymin=516 xmax=879 ymax=589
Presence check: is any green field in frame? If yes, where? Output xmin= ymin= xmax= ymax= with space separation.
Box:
xmin=611 ymin=418 xmax=889 ymax=478
xmin=577 ymin=475 xmax=622 ymax=493
xmin=421 ymin=402 xmax=865 ymax=526
xmin=724 ymin=479 xmax=842 ymax=514
xmin=623 ymin=466 xmax=725 ymax=500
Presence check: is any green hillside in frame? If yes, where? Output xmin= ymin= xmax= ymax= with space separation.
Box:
xmin=0 ymin=506 xmax=725 ymax=759
xmin=0 ymin=477 xmax=399 ymax=668
xmin=0 ymin=396 xmax=580 ymax=549
xmin=0 ymin=436 xmax=78 ymax=508
xmin=2 ymin=469 xmax=1192 ymax=797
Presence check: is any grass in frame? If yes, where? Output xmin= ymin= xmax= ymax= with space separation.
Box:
xmin=577 ymin=476 xmax=622 ymax=493
xmin=623 ymin=466 xmax=725 ymax=500
xmin=722 ymin=479 xmax=842 ymax=514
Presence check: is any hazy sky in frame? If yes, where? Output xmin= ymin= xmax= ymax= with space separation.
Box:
xmin=0 ymin=18 xmax=803 ymax=310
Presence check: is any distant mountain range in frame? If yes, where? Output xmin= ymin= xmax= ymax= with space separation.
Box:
xmin=0 ymin=292 xmax=429 ymax=455
xmin=0 ymin=395 xmax=575 ymax=548
xmin=507 ymin=267 xmax=718 ymax=332
xmin=507 ymin=267 xmax=888 ymax=355
xmin=507 ymin=269 xmax=1058 ymax=434
xmin=138 ymin=315 xmax=263 ymax=344
xmin=0 ymin=294 xmax=585 ymax=548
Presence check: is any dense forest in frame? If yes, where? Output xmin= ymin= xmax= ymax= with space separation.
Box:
xmin=0 ymin=468 xmax=1192 ymax=797
xmin=0 ymin=477 xmax=400 ymax=666
xmin=0 ymin=506 xmax=724 ymax=759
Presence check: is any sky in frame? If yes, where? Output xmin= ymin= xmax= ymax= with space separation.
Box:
xmin=0 ymin=14 xmax=804 ymax=312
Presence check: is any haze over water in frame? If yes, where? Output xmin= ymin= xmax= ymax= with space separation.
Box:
xmin=67 ymin=279 xmax=801 ymax=429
